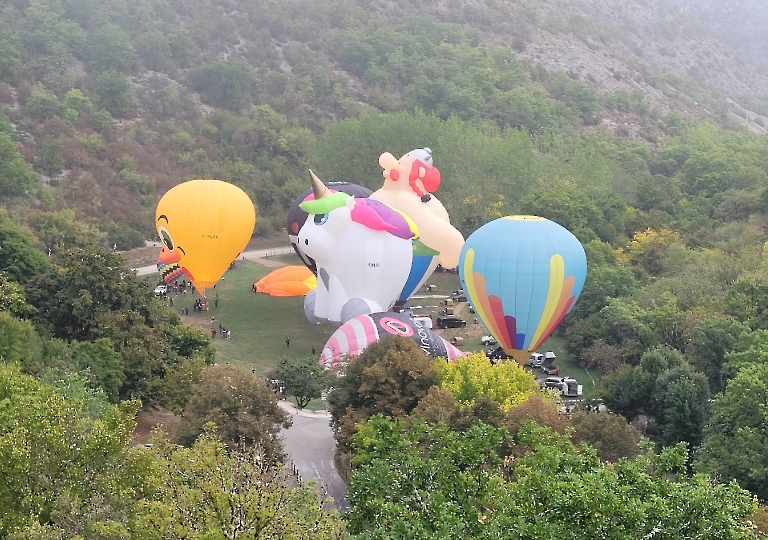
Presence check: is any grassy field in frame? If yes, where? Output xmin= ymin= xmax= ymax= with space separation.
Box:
xmin=156 ymin=251 xmax=598 ymax=392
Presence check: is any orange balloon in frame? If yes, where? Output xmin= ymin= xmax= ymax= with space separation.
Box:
xmin=254 ymin=266 xmax=316 ymax=296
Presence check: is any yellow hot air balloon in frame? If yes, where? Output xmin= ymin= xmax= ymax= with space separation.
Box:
xmin=155 ymin=179 xmax=256 ymax=296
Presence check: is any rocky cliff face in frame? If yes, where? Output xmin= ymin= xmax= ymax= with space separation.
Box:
xmin=491 ymin=0 xmax=768 ymax=133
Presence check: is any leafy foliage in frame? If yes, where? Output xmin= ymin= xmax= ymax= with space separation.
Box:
xmin=326 ymin=336 xmax=438 ymax=452
xmin=268 ymin=354 xmax=330 ymax=409
xmin=435 ymin=352 xmax=539 ymax=412
xmin=173 ymin=364 xmax=291 ymax=460
xmin=346 ymin=416 xmax=759 ymax=539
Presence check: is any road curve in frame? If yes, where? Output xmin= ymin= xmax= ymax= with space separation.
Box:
xmin=278 ymin=401 xmax=349 ymax=512
xmin=131 ymin=246 xmax=295 ymax=276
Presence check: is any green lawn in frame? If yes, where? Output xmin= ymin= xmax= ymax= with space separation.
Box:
xmin=174 ymin=256 xmax=335 ymax=376
xmin=162 ymin=255 xmax=598 ymax=393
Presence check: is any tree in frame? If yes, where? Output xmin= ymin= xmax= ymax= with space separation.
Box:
xmin=133 ymin=434 xmax=345 ymax=539
xmin=29 ymin=209 xmax=104 ymax=253
xmin=695 ymin=362 xmax=768 ymax=501
xmin=0 ymin=365 xmax=140 ymax=536
xmin=84 ymin=24 xmax=137 ymax=73
xmin=0 ymin=211 xmax=50 ymax=285
xmin=66 ymin=338 xmax=124 ymax=403
xmin=174 ymin=364 xmax=291 ymax=459
xmin=94 ymin=70 xmax=132 ymax=117
xmin=189 ymin=61 xmax=256 ymax=111
xmin=569 ymin=409 xmax=643 ymax=462
xmin=326 ymin=336 xmax=438 ymax=452
xmin=26 ymin=246 xmax=153 ymax=341
xmin=345 ymin=416 xmax=759 ymax=539
xmin=36 ymin=136 xmax=64 ymax=177
xmin=568 ymin=265 xmax=639 ymax=321
xmin=435 ymin=352 xmax=539 ymax=412
xmin=0 ymin=312 xmax=44 ymax=370
xmin=688 ymin=317 xmax=749 ymax=394
xmin=0 ymin=272 xmax=34 ymax=317
xmin=268 ymin=354 xmax=329 ymax=409
xmin=0 ymin=133 xmax=38 ymax=197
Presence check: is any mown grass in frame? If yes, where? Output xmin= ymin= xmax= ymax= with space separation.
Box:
xmin=173 ymin=256 xmax=333 ymax=376
xmin=159 ymin=253 xmax=596 ymax=392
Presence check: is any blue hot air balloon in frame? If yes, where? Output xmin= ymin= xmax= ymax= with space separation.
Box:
xmin=459 ymin=216 xmax=587 ymax=364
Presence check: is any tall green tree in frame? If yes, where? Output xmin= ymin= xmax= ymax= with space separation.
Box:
xmin=133 ymin=434 xmax=345 ymax=539
xmin=268 ymin=354 xmax=330 ymax=409
xmin=173 ymin=364 xmax=291 ymax=459
xmin=326 ymin=336 xmax=438 ymax=452
xmin=696 ymin=362 xmax=768 ymax=501
xmin=346 ymin=416 xmax=759 ymax=539
xmin=0 ymin=365 xmax=140 ymax=536
xmin=0 ymin=133 xmax=38 ymax=197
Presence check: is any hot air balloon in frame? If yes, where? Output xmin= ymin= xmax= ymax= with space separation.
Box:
xmin=319 ymin=311 xmax=465 ymax=369
xmin=287 ymin=182 xmax=373 ymax=274
xmin=156 ymin=179 xmax=255 ymax=296
xmin=298 ymin=171 xmax=416 ymax=326
xmin=253 ymin=265 xmax=316 ymax=297
xmin=371 ymin=148 xmax=464 ymax=307
xmin=459 ymin=216 xmax=587 ymax=365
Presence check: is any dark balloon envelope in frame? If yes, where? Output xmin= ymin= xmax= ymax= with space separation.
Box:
xmin=287 ymin=182 xmax=373 ymax=274
xmin=319 ymin=312 xmax=465 ymax=369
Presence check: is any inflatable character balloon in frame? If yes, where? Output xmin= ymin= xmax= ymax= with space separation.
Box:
xmin=287 ymin=182 xmax=373 ymax=274
xmin=298 ymin=171 xmax=417 ymax=326
xmin=372 ymin=148 xmax=464 ymax=303
xmin=320 ymin=312 xmax=465 ymax=370
xmin=156 ymin=179 xmax=255 ymax=296
xmin=459 ymin=216 xmax=587 ymax=365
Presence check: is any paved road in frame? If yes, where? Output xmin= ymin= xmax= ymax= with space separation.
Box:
xmin=131 ymin=246 xmax=295 ymax=276
xmin=278 ymin=401 xmax=349 ymax=511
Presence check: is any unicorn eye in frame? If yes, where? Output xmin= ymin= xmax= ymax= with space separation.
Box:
xmin=313 ymin=213 xmax=329 ymax=225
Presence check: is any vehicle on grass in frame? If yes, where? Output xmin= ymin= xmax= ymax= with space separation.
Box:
xmin=541 ymin=377 xmax=582 ymax=397
xmin=526 ymin=352 xmax=544 ymax=367
xmin=481 ymin=335 xmax=497 ymax=345
xmin=436 ymin=316 xmax=467 ymax=329
xmin=541 ymin=364 xmax=560 ymax=375
xmin=540 ymin=351 xmax=558 ymax=374
xmin=486 ymin=346 xmax=509 ymax=361
xmin=154 ymin=284 xmax=168 ymax=296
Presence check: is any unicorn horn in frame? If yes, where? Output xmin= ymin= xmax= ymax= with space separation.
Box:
xmin=309 ymin=169 xmax=330 ymax=199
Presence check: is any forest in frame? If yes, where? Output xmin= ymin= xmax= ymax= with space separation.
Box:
xmin=2 ymin=0 xmax=768 ymax=537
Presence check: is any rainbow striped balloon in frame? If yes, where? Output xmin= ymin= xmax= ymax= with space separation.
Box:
xmin=459 ymin=216 xmax=587 ymax=362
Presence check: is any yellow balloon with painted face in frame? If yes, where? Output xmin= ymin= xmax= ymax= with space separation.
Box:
xmin=155 ymin=179 xmax=256 ymax=296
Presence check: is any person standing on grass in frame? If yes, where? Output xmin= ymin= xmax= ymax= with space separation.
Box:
xmin=286 ymin=338 xmax=290 ymax=348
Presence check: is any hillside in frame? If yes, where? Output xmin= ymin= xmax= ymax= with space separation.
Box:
xmin=2 ymin=0 xmax=768 ymax=245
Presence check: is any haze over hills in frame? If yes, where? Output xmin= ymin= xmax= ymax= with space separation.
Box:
xmin=4 ymin=0 xmax=768 ymax=242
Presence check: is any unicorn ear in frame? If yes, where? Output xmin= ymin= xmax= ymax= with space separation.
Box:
xmin=346 ymin=195 xmax=355 ymax=210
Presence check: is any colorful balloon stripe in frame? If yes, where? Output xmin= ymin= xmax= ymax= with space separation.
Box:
xmin=530 ymin=255 xmax=566 ymax=348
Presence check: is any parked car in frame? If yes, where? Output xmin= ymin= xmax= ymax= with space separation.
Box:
xmin=541 ymin=377 xmax=582 ymax=397
xmin=525 ymin=352 xmax=544 ymax=368
xmin=541 ymin=364 xmax=560 ymax=375
xmin=481 ymin=335 xmax=497 ymax=345
xmin=486 ymin=346 xmax=509 ymax=360
xmin=154 ymin=284 xmax=168 ymax=296
xmin=436 ymin=316 xmax=467 ymax=329
xmin=542 ymin=377 xmax=564 ymax=390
